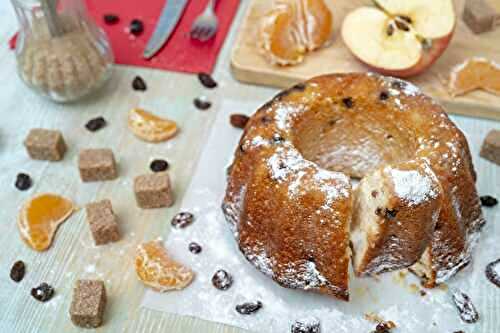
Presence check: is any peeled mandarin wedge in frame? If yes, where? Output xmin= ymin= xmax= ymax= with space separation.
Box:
xmin=259 ymin=0 xmax=333 ymax=66
xmin=135 ymin=240 xmax=194 ymax=292
xmin=128 ymin=108 xmax=178 ymax=143
xmin=301 ymin=0 xmax=334 ymax=50
xmin=448 ymin=57 xmax=500 ymax=97
xmin=259 ymin=5 xmax=306 ymax=65
xmin=18 ymin=193 xmax=75 ymax=251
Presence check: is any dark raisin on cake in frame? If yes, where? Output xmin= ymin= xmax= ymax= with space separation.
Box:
xmin=342 ymin=97 xmax=354 ymax=108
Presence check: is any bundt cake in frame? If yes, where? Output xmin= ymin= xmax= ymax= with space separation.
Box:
xmin=222 ymin=73 xmax=484 ymax=301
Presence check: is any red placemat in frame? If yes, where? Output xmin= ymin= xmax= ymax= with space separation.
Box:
xmin=10 ymin=0 xmax=240 ymax=74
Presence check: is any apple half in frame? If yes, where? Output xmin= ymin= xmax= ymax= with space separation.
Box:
xmin=341 ymin=0 xmax=455 ymax=77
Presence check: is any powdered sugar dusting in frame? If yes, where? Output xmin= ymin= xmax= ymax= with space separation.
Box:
xmin=387 ymin=168 xmax=437 ymax=206
xmin=267 ymin=145 xmax=350 ymax=206
xmin=243 ymin=241 xmax=275 ymax=278
xmin=279 ymin=260 xmax=328 ymax=290
xmin=274 ymin=103 xmax=306 ymax=131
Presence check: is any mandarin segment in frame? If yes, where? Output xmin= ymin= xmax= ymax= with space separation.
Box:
xmin=128 ymin=108 xmax=178 ymax=142
xmin=18 ymin=193 xmax=75 ymax=251
xmin=135 ymin=240 xmax=194 ymax=292
xmin=448 ymin=57 xmax=500 ymax=97
xmin=259 ymin=0 xmax=333 ymax=66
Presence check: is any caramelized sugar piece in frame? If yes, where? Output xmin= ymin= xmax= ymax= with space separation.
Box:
xmin=128 ymin=108 xmax=178 ymax=142
xmin=135 ymin=240 xmax=194 ymax=292
xmin=18 ymin=193 xmax=74 ymax=251
xmin=448 ymin=57 xmax=500 ymax=97
xmin=259 ymin=0 xmax=333 ymax=65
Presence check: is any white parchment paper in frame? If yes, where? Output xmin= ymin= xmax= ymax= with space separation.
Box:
xmin=142 ymin=100 xmax=500 ymax=332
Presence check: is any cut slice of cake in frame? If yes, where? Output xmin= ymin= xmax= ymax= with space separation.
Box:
xmin=351 ymin=160 xmax=442 ymax=276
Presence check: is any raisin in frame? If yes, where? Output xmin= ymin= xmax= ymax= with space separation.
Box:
xmin=391 ymin=80 xmax=406 ymax=90
xmin=188 ymin=242 xmax=202 ymax=254
xmin=375 ymin=207 xmax=383 ymax=216
xmin=485 ymin=258 xmax=500 ymax=288
xmin=273 ymin=134 xmax=284 ymax=143
xmin=31 ymin=283 xmax=54 ymax=302
xmin=132 ymin=76 xmax=147 ymax=91
xmin=103 ymin=14 xmax=119 ymax=25
xmin=373 ymin=321 xmax=396 ymax=333
xmin=10 ymin=261 xmax=26 ymax=282
xmin=85 ymin=116 xmax=107 ymax=132
xmin=235 ymin=301 xmax=262 ymax=315
xmin=197 ymin=73 xmax=218 ymax=89
xmin=386 ymin=24 xmax=395 ymax=36
xmin=230 ymin=114 xmax=250 ymax=129
xmin=261 ymin=116 xmax=272 ymax=124
xmin=480 ymin=195 xmax=498 ymax=207
xmin=15 ymin=173 xmax=32 ymax=191
xmin=342 ymin=97 xmax=354 ymax=108
xmin=419 ymin=289 xmax=427 ymax=296
xmin=371 ymin=190 xmax=379 ymax=198
xmin=291 ymin=317 xmax=320 ymax=333
xmin=150 ymin=159 xmax=169 ymax=172
xmin=384 ymin=208 xmax=398 ymax=219
xmin=395 ymin=20 xmax=410 ymax=32
xmin=194 ymin=97 xmax=212 ymax=110
xmin=171 ymin=212 xmax=194 ymax=229
xmin=451 ymin=289 xmax=479 ymax=323
xmin=129 ymin=19 xmax=144 ymax=36
xmin=212 ymin=269 xmax=233 ymax=290
xmin=379 ymin=91 xmax=389 ymax=100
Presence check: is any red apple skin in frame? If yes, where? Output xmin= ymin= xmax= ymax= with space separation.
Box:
xmin=346 ymin=25 xmax=455 ymax=78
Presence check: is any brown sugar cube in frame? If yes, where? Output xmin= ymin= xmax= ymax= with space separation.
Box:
xmin=480 ymin=129 xmax=500 ymax=165
xmin=78 ymin=148 xmax=117 ymax=182
xmin=463 ymin=0 xmax=500 ymax=34
xmin=70 ymin=279 xmax=106 ymax=328
xmin=85 ymin=199 xmax=120 ymax=245
xmin=134 ymin=172 xmax=174 ymax=209
xmin=23 ymin=128 xmax=67 ymax=161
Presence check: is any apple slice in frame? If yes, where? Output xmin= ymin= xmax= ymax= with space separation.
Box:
xmin=342 ymin=0 xmax=455 ymax=77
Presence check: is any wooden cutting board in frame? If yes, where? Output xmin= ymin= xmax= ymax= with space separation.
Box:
xmin=231 ymin=0 xmax=500 ymax=121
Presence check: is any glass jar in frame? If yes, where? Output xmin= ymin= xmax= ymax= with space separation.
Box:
xmin=11 ymin=0 xmax=114 ymax=102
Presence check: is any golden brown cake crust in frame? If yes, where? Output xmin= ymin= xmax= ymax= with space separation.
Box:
xmin=223 ymin=73 xmax=484 ymax=299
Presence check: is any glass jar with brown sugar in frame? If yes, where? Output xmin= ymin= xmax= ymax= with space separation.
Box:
xmin=11 ymin=0 xmax=114 ymax=102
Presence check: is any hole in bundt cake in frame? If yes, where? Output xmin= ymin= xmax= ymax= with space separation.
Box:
xmin=291 ymin=96 xmax=419 ymax=179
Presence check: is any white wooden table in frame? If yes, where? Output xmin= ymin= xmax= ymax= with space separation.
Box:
xmin=0 ymin=1 xmax=498 ymax=332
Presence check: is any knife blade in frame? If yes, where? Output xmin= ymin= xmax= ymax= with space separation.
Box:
xmin=143 ymin=0 xmax=189 ymax=59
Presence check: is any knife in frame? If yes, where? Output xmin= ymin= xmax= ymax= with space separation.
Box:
xmin=143 ymin=0 xmax=189 ymax=59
